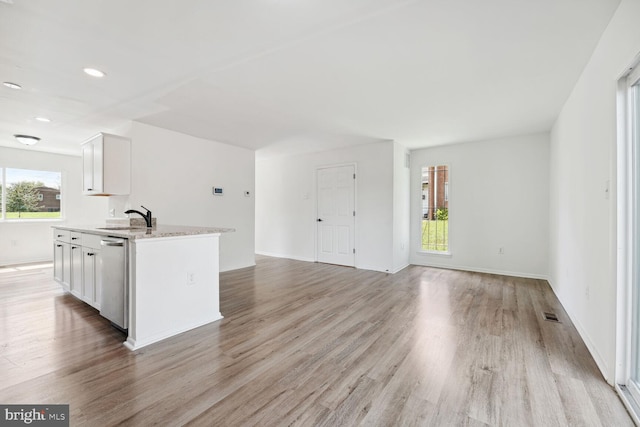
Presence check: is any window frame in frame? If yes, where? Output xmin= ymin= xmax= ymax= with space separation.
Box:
xmin=0 ymin=166 xmax=65 ymax=222
xmin=418 ymin=163 xmax=451 ymax=256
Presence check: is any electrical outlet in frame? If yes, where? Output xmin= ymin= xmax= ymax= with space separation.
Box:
xmin=187 ymin=272 xmax=196 ymax=285
xmin=498 ymin=247 xmax=504 ymax=255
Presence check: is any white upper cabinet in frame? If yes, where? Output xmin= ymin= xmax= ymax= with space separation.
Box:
xmin=82 ymin=133 xmax=131 ymax=196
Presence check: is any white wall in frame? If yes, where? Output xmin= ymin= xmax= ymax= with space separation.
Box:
xmin=256 ymin=141 xmax=395 ymax=272
xmin=0 ymin=146 xmax=107 ymax=266
xmin=410 ymin=133 xmax=549 ymax=279
xmin=549 ymin=0 xmax=640 ymax=383
xmin=392 ymin=142 xmax=410 ymax=273
xmin=116 ymin=122 xmax=255 ymax=272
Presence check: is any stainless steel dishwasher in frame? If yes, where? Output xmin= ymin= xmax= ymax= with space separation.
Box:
xmin=100 ymin=237 xmax=128 ymax=330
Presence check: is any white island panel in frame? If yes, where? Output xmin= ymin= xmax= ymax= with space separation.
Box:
xmin=125 ymin=233 xmax=223 ymax=350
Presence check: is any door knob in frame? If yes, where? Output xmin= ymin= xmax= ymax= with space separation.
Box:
xmin=317 ymin=218 xmax=323 ymax=222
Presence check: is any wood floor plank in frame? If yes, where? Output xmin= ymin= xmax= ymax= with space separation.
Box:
xmin=0 ymin=258 xmax=633 ymax=426
xmin=555 ymin=373 xmax=603 ymax=427
xmin=499 ymin=307 xmax=534 ymax=425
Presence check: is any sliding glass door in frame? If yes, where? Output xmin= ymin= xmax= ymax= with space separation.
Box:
xmin=628 ymin=66 xmax=640 ymax=407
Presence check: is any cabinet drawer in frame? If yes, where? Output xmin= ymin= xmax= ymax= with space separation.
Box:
xmin=70 ymin=232 xmax=83 ymax=245
xmin=53 ymin=229 xmax=71 ymax=243
xmin=82 ymin=233 xmax=103 ymax=250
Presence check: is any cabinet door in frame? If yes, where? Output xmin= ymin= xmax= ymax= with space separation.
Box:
xmin=82 ymin=136 xmax=104 ymax=194
xmin=82 ymin=142 xmax=94 ymax=193
xmin=53 ymin=242 xmax=64 ymax=283
xmin=70 ymin=245 xmax=83 ymax=298
xmin=94 ymin=250 xmax=102 ymax=309
xmin=61 ymin=243 xmax=71 ymax=291
xmin=82 ymin=247 xmax=96 ymax=306
xmin=92 ymin=137 xmax=104 ymax=193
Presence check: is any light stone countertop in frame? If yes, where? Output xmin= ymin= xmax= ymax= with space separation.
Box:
xmin=53 ymin=224 xmax=235 ymax=240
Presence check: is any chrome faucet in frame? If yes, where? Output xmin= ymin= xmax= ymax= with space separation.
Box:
xmin=125 ymin=205 xmax=153 ymax=228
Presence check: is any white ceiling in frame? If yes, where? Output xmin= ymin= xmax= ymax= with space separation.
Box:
xmin=0 ymin=0 xmax=621 ymax=158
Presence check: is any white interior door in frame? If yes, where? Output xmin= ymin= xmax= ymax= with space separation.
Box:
xmin=316 ymin=165 xmax=355 ymax=267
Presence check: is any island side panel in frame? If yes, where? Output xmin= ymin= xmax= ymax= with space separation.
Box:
xmin=125 ymin=233 xmax=223 ymax=350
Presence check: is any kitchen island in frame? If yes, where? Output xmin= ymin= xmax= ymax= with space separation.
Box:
xmin=53 ymin=224 xmax=234 ymax=350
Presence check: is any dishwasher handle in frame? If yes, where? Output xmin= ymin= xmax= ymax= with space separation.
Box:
xmin=101 ymin=239 xmax=125 ymax=247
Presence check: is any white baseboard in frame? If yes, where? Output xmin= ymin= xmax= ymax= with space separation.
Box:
xmin=257 ymin=252 xmax=396 ymax=273
xmin=124 ymin=313 xmax=224 ymax=351
xmin=0 ymin=256 xmax=53 ymax=268
xmin=547 ymin=278 xmax=612 ymax=384
xmin=256 ymin=254 xmax=542 ymax=280
xmin=392 ymin=263 xmax=410 ymax=274
xmin=354 ymin=264 xmax=392 ymax=273
xmin=220 ymin=262 xmax=256 ymax=272
xmin=411 ymin=260 xmax=548 ymax=281
xmin=255 ymin=251 xmax=315 ymax=263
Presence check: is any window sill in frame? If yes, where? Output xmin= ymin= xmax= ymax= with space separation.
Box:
xmin=0 ymin=218 xmax=65 ymax=224
xmin=416 ymin=250 xmax=452 ymax=258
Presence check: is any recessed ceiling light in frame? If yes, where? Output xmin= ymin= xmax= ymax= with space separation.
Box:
xmin=3 ymin=81 xmax=21 ymax=89
xmin=35 ymin=116 xmax=51 ymax=123
xmin=14 ymin=134 xmax=41 ymax=146
xmin=83 ymin=67 xmax=106 ymax=78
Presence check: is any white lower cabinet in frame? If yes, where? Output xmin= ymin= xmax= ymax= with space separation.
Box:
xmin=70 ymin=244 xmax=83 ymax=298
xmin=53 ymin=242 xmax=66 ymax=286
xmin=53 ymin=229 xmax=71 ymax=292
xmin=53 ymin=228 xmax=102 ymax=310
xmin=81 ymin=234 xmax=102 ymax=309
xmin=82 ymin=246 xmax=101 ymax=308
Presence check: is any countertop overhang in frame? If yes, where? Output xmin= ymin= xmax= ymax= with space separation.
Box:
xmin=53 ymin=224 xmax=235 ymax=240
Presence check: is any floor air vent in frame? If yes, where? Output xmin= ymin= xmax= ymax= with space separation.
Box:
xmin=543 ymin=312 xmax=560 ymax=323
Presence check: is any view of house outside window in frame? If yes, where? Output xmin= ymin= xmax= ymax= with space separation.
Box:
xmin=421 ymin=165 xmax=449 ymax=252
xmin=1 ymin=168 xmax=62 ymax=219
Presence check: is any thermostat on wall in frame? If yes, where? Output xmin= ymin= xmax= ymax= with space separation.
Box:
xmin=212 ymin=187 xmax=223 ymax=196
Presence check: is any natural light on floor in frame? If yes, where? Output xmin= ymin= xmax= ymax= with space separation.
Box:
xmin=0 ymin=262 xmax=53 ymax=273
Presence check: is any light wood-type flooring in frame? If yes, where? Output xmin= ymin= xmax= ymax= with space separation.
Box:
xmin=0 ymin=256 xmax=633 ymax=426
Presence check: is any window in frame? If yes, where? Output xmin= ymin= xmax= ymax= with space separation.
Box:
xmin=420 ymin=164 xmax=449 ymax=252
xmin=0 ymin=168 xmax=62 ymax=219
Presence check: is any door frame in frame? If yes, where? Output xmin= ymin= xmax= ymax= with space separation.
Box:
xmin=615 ymin=54 xmax=640 ymax=423
xmin=314 ymin=162 xmax=357 ymax=267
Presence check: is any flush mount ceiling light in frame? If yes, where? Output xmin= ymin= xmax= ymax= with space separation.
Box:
xmin=83 ymin=67 xmax=106 ymax=78
xmin=3 ymin=81 xmax=22 ymax=89
xmin=14 ymin=134 xmax=40 ymax=145
xmin=35 ymin=116 xmax=51 ymax=123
